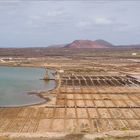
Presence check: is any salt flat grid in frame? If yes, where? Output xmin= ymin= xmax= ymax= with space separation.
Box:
xmin=0 ymin=73 xmax=140 ymax=133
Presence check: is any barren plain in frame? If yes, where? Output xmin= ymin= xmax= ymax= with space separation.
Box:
xmin=0 ymin=48 xmax=140 ymax=140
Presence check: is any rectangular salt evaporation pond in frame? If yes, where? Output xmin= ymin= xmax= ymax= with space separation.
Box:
xmin=0 ymin=66 xmax=56 ymax=107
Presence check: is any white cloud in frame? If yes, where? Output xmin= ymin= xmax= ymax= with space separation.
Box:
xmin=114 ymin=24 xmax=140 ymax=32
xmin=94 ymin=17 xmax=112 ymax=25
xmin=25 ymin=6 xmax=69 ymax=28
xmin=47 ymin=10 xmax=64 ymax=17
xmin=76 ymin=21 xmax=91 ymax=28
xmin=76 ymin=16 xmax=113 ymax=30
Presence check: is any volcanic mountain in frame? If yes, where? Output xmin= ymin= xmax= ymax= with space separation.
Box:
xmin=64 ymin=39 xmax=113 ymax=48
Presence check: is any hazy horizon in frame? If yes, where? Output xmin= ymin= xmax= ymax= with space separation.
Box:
xmin=0 ymin=0 xmax=140 ymax=48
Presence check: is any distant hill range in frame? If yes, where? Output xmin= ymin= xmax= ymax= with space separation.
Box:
xmin=47 ymin=44 xmax=67 ymax=48
xmin=64 ymin=39 xmax=113 ymax=48
xmin=49 ymin=39 xmax=140 ymax=49
xmin=0 ymin=39 xmax=140 ymax=58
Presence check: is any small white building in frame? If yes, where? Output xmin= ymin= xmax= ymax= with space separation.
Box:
xmin=59 ymin=69 xmax=64 ymax=73
xmin=132 ymin=53 xmax=137 ymax=56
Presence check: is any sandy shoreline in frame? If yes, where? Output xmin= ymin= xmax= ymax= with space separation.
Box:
xmin=0 ymin=65 xmax=57 ymax=108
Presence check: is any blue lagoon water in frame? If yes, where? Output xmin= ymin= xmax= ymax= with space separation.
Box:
xmin=0 ymin=66 xmax=56 ymax=107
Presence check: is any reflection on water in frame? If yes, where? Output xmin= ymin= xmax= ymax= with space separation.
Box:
xmin=0 ymin=66 xmax=56 ymax=107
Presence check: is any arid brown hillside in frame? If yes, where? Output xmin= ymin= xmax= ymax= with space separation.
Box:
xmin=64 ymin=39 xmax=113 ymax=48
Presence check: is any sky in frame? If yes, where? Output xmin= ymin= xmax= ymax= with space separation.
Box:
xmin=0 ymin=0 xmax=140 ymax=47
